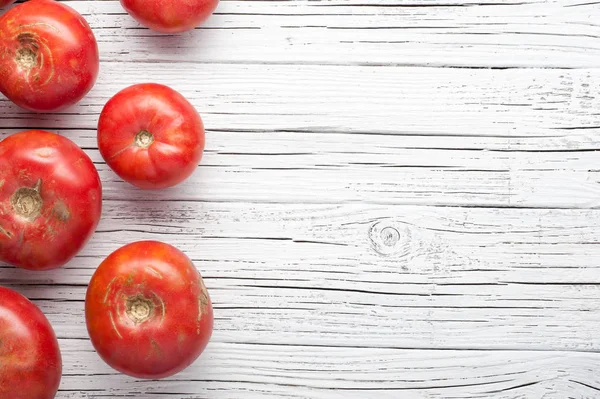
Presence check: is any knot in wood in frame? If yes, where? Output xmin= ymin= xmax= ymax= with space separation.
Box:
xmin=369 ymin=220 xmax=411 ymax=257
xmin=380 ymin=226 xmax=400 ymax=247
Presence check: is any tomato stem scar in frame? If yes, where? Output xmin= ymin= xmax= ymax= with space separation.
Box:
xmin=126 ymin=294 xmax=154 ymax=324
xmin=16 ymin=47 xmax=37 ymax=70
xmin=134 ymin=130 xmax=154 ymax=149
xmin=10 ymin=179 xmax=43 ymax=221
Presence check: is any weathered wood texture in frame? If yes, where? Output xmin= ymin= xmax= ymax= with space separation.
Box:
xmin=1 ymin=0 xmax=600 ymax=397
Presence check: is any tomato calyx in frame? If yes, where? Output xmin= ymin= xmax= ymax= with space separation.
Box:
xmin=134 ymin=130 xmax=154 ymax=149
xmin=126 ymin=294 xmax=155 ymax=324
xmin=11 ymin=179 xmax=43 ymax=221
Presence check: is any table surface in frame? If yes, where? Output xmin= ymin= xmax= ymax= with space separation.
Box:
xmin=2 ymin=0 xmax=600 ymax=398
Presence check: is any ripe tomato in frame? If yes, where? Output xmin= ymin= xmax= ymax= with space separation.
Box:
xmin=0 ymin=0 xmax=99 ymax=112
xmin=0 ymin=0 xmax=15 ymax=9
xmin=98 ymin=83 xmax=205 ymax=189
xmin=0 ymin=286 xmax=62 ymax=399
xmin=120 ymin=0 xmax=219 ymax=33
xmin=85 ymin=241 xmax=213 ymax=379
xmin=0 ymin=130 xmax=102 ymax=270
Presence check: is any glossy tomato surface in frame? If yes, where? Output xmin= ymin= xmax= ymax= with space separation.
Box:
xmin=0 ymin=130 xmax=102 ymax=270
xmin=98 ymin=83 xmax=205 ymax=189
xmin=86 ymin=241 xmax=213 ymax=379
xmin=0 ymin=0 xmax=99 ymax=112
xmin=121 ymin=0 xmax=219 ymax=33
xmin=0 ymin=286 xmax=62 ymax=399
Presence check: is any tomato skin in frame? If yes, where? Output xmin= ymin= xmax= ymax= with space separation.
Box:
xmin=98 ymin=83 xmax=205 ymax=189
xmin=120 ymin=0 xmax=219 ymax=33
xmin=0 ymin=286 xmax=62 ymax=399
xmin=0 ymin=0 xmax=99 ymax=112
xmin=0 ymin=130 xmax=102 ymax=270
xmin=85 ymin=241 xmax=213 ymax=379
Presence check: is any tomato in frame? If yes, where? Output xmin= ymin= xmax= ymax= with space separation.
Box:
xmin=0 ymin=0 xmax=15 ymax=9
xmin=120 ymin=0 xmax=219 ymax=33
xmin=85 ymin=241 xmax=213 ymax=379
xmin=98 ymin=83 xmax=205 ymax=189
xmin=0 ymin=0 xmax=99 ymax=112
xmin=0 ymin=286 xmax=62 ymax=399
xmin=0 ymin=130 xmax=102 ymax=270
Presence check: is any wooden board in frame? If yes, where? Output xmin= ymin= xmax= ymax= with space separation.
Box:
xmin=2 ymin=0 xmax=600 ymax=397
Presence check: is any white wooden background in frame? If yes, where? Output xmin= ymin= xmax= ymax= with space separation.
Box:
xmin=2 ymin=0 xmax=600 ymax=397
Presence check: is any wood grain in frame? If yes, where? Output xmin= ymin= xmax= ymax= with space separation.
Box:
xmin=4 ymin=63 xmax=600 ymax=207
xmin=3 ymin=203 xmax=600 ymax=397
xmin=78 ymin=0 xmax=600 ymax=68
xmin=0 ymin=0 xmax=599 ymax=397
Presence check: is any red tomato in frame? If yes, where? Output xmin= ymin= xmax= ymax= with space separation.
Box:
xmin=0 ymin=0 xmax=15 ymax=9
xmin=0 ymin=286 xmax=62 ymax=399
xmin=0 ymin=130 xmax=102 ymax=270
xmin=98 ymin=83 xmax=205 ymax=189
xmin=85 ymin=241 xmax=213 ymax=379
xmin=0 ymin=0 xmax=99 ymax=112
xmin=120 ymin=0 xmax=219 ymax=33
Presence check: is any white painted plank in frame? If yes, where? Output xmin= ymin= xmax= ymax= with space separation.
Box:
xmin=9 ymin=61 xmax=426 ymax=133
xmin=56 ymin=0 xmax=600 ymax=68
xmin=1 ymin=0 xmax=599 ymax=397
xmin=2 ymin=64 xmax=600 ymax=207
xmin=50 ymin=345 xmax=600 ymax=398
xmin=3 ymin=203 xmax=600 ymax=353
xmin=4 ymin=63 xmax=600 ymax=135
